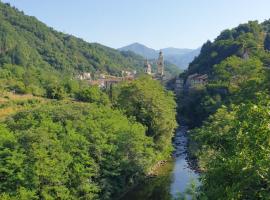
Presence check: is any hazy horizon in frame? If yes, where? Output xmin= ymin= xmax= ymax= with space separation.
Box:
xmin=3 ymin=0 xmax=270 ymax=49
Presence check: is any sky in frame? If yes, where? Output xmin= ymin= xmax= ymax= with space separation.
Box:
xmin=3 ymin=0 xmax=270 ymax=49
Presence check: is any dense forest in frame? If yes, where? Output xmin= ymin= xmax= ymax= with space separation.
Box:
xmin=178 ymin=20 xmax=270 ymax=199
xmin=0 ymin=77 xmax=177 ymax=200
xmin=0 ymin=2 xmax=179 ymax=99
xmin=0 ymin=2 xmax=178 ymax=200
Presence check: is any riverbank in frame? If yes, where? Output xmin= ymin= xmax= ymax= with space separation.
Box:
xmin=185 ymin=130 xmax=201 ymax=173
xmin=119 ymin=160 xmax=174 ymax=200
xmin=147 ymin=159 xmax=170 ymax=177
xmin=120 ymin=126 xmax=200 ymax=200
xmin=116 ymin=158 xmax=172 ymax=200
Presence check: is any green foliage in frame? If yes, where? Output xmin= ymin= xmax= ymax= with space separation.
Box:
xmin=0 ymin=187 xmax=38 ymax=200
xmin=194 ymin=101 xmax=270 ymax=199
xmin=0 ymin=63 xmax=70 ymax=98
xmin=177 ymin=87 xmax=223 ymax=127
xmin=45 ymin=83 xmax=66 ymax=100
xmin=174 ymin=180 xmax=199 ymax=200
xmin=0 ymin=2 xmax=179 ymax=99
xmin=115 ymin=76 xmax=177 ymax=158
xmin=187 ymin=21 xmax=264 ymax=76
xmin=213 ymin=56 xmax=263 ymax=91
xmin=76 ymin=86 xmax=110 ymax=105
xmin=179 ymin=20 xmax=270 ymax=127
xmin=180 ymin=19 xmax=270 ymax=200
xmin=0 ymin=2 xmax=146 ymax=75
xmin=0 ymin=103 xmax=156 ymax=199
xmin=0 ymin=2 xmax=180 ymax=200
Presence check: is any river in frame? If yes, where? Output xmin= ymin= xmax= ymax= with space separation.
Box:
xmin=120 ymin=126 xmax=199 ymax=200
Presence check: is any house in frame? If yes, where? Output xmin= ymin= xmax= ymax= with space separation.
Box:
xmin=186 ymin=73 xmax=208 ymax=89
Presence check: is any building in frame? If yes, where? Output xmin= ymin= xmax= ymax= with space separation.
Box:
xmin=186 ymin=73 xmax=208 ymax=89
xmin=89 ymin=73 xmax=135 ymax=89
xmin=144 ymin=59 xmax=152 ymax=75
xmin=146 ymin=50 xmax=165 ymax=81
xmin=157 ymin=51 xmax=164 ymax=77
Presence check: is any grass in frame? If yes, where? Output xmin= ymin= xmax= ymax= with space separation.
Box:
xmin=0 ymin=92 xmax=46 ymax=120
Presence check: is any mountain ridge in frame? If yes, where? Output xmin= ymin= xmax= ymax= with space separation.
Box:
xmin=119 ymin=42 xmax=201 ymax=69
xmin=0 ymin=3 xmax=181 ymax=78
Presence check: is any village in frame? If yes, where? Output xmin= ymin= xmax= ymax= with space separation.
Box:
xmin=77 ymin=50 xmax=208 ymax=94
xmin=77 ymin=51 xmax=167 ymax=89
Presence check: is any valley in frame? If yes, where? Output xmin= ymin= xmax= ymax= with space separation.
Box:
xmin=1 ymin=1 xmax=270 ymax=200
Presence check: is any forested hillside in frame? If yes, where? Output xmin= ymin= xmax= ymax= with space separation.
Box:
xmin=0 ymin=3 xmax=145 ymax=75
xmin=178 ymin=20 xmax=270 ymax=199
xmin=0 ymin=2 xmax=141 ymax=98
xmin=0 ymin=2 xmax=178 ymax=200
xmin=0 ymin=2 xmax=179 ymax=100
xmin=179 ymin=20 xmax=270 ymax=126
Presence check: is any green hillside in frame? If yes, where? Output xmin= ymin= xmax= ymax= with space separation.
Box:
xmin=179 ymin=20 xmax=270 ymax=126
xmin=0 ymin=3 xmax=145 ymax=75
xmin=178 ymin=20 xmax=270 ymax=199
xmin=0 ymin=3 xmax=178 ymax=200
xmin=0 ymin=2 xmax=179 ymax=77
xmin=0 ymin=2 xmax=179 ymax=97
xmin=186 ymin=20 xmax=270 ymax=76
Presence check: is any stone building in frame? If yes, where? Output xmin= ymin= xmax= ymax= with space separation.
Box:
xmin=186 ymin=73 xmax=208 ymax=89
xmin=157 ymin=51 xmax=164 ymax=77
xmin=144 ymin=59 xmax=152 ymax=75
xmin=143 ymin=51 xmax=165 ymax=81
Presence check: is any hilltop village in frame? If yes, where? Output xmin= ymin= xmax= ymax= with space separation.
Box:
xmin=77 ymin=51 xmax=166 ymax=89
xmin=77 ymin=49 xmax=209 ymax=95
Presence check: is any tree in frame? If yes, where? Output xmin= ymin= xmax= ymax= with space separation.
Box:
xmin=194 ymin=100 xmax=270 ymax=200
xmin=1 ymin=102 xmax=156 ymax=199
xmin=76 ymin=86 xmax=110 ymax=105
xmin=116 ymin=76 xmax=177 ymax=158
xmin=45 ymin=84 xmax=66 ymax=100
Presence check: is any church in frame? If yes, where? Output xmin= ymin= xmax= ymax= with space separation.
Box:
xmin=144 ymin=50 xmax=165 ymax=80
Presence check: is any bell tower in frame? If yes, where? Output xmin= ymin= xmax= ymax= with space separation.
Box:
xmin=157 ymin=51 xmax=164 ymax=76
xmin=144 ymin=59 xmax=152 ymax=75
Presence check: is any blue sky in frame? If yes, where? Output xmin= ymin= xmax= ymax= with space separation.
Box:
xmin=3 ymin=0 xmax=270 ymax=49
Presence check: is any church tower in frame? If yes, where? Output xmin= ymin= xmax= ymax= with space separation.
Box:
xmin=157 ymin=51 xmax=164 ymax=76
xmin=144 ymin=59 xmax=152 ymax=75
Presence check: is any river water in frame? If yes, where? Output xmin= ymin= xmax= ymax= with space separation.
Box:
xmin=120 ymin=126 xmax=199 ymax=200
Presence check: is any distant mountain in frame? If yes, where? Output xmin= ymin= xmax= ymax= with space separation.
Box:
xmin=165 ymin=48 xmax=201 ymax=69
xmin=119 ymin=43 xmax=157 ymax=59
xmin=119 ymin=43 xmax=201 ymax=70
xmin=161 ymin=47 xmax=193 ymax=56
